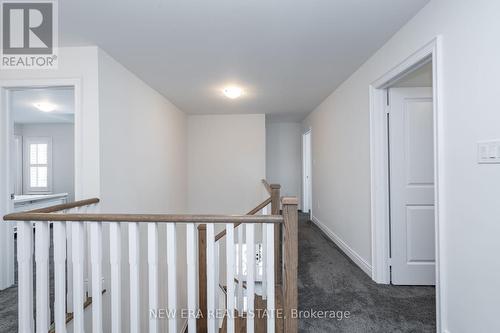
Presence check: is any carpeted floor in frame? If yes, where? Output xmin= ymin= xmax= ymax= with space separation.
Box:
xmin=0 ymin=215 xmax=435 ymax=333
xmin=0 ymin=284 xmax=17 ymax=333
xmin=298 ymin=213 xmax=436 ymax=332
xmin=0 ymin=237 xmax=17 ymax=333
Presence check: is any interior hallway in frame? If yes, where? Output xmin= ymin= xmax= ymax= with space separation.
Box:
xmin=297 ymin=213 xmax=436 ymax=332
xmin=0 ymin=213 xmax=436 ymax=333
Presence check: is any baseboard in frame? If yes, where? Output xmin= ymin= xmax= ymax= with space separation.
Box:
xmin=311 ymin=215 xmax=372 ymax=276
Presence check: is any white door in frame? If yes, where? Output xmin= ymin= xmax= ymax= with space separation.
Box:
xmin=389 ymin=87 xmax=435 ymax=285
xmin=302 ymin=131 xmax=312 ymax=212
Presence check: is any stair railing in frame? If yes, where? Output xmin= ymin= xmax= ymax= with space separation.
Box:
xmin=4 ymin=181 xmax=297 ymax=333
xmin=198 ymin=180 xmax=298 ymax=333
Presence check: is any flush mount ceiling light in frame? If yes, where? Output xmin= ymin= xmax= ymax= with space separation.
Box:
xmin=34 ymin=102 xmax=57 ymax=112
xmin=223 ymin=86 xmax=243 ymax=99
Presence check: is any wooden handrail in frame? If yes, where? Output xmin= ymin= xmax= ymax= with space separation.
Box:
xmin=213 ymin=180 xmax=281 ymax=241
xmin=3 ymin=212 xmax=284 ymax=223
xmin=262 ymin=179 xmax=281 ymax=195
xmin=246 ymin=197 xmax=272 ymax=216
xmin=214 ymin=197 xmax=272 ymax=241
xmin=28 ymin=198 xmax=100 ymax=214
xmin=262 ymin=179 xmax=272 ymax=194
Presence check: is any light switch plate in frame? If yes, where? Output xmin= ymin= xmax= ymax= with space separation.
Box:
xmin=477 ymin=140 xmax=500 ymax=164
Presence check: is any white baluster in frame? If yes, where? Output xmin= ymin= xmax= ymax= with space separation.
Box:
xmin=66 ymin=210 xmax=74 ymax=313
xmin=109 ymin=222 xmax=122 ymax=333
xmin=167 ymin=223 xmax=178 ymax=333
xmin=266 ymin=224 xmax=275 ymax=333
xmin=186 ymin=223 xmax=197 ymax=333
xmin=72 ymin=220 xmax=85 ymax=333
xmin=215 ymin=241 xmax=220 ymax=328
xmin=206 ymin=224 xmax=216 ymax=333
xmin=84 ymin=209 xmax=92 ymax=298
xmin=148 ymin=223 xmax=159 ymax=333
xmin=17 ymin=221 xmax=34 ymax=332
xmin=90 ymin=221 xmax=103 ymax=333
xmin=54 ymin=221 xmax=67 ymax=333
xmin=129 ymin=222 xmax=140 ymax=333
xmin=35 ymin=221 xmax=50 ymax=332
xmin=237 ymin=226 xmax=244 ymax=312
xmin=214 ymin=242 xmax=222 ymax=331
xmin=262 ymin=223 xmax=267 ymax=300
xmin=226 ymin=224 xmax=235 ymax=333
xmin=246 ymin=224 xmax=255 ymax=333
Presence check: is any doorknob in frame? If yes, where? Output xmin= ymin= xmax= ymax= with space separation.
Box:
xmin=10 ymin=193 xmax=15 ymax=200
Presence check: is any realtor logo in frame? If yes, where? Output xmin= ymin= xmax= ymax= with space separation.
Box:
xmin=1 ymin=0 xmax=58 ymax=69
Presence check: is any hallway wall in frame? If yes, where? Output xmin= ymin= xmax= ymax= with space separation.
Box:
xmin=98 ymin=49 xmax=188 ymax=333
xmin=302 ymin=0 xmax=500 ymax=331
xmin=187 ymin=114 xmax=266 ymax=214
xmin=16 ymin=123 xmax=75 ymax=202
xmin=266 ymin=121 xmax=302 ymax=207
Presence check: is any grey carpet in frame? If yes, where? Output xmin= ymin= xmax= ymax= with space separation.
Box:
xmin=0 ymin=285 xmax=17 ymax=333
xmin=0 ymin=236 xmax=17 ymax=333
xmin=298 ymin=213 xmax=436 ymax=332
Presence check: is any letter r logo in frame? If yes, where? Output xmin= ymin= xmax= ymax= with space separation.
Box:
xmin=2 ymin=2 xmax=53 ymax=54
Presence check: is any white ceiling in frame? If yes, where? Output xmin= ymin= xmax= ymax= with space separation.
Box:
xmin=10 ymin=87 xmax=75 ymax=124
xmin=60 ymin=0 xmax=429 ymax=121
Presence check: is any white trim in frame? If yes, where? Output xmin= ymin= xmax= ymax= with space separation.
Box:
xmin=369 ymin=36 xmax=444 ymax=332
xmin=302 ymin=128 xmax=312 ymax=215
xmin=311 ymin=215 xmax=372 ymax=276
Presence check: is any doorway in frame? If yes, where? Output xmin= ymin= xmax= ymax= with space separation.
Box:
xmin=369 ymin=37 xmax=443 ymax=330
xmin=0 ymin=83 xmax=77 ymax=291
xmin=302 ymin=130 xmax=312 ymax=213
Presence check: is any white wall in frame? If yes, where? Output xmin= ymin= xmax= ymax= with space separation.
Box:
xmin=266 ymin=121 xmax=302 ymax=206
xmin=17 ymin=123 xmax=75 ymax=201
xmin=302 ymin=0 xmax=500 ymax=331
xmin=187 ymin=114 xmax=266 ymax=214
xmin=98 ymin=49 xmax=188 ymax=333
xmin=0 ymin=47 xmax=100 ymax=290
xmin=1 ymin=47 xmax=100 ymax=199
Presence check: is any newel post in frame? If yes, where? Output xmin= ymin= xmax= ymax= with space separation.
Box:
xmin=197 ymin=225 xmax=207 ymax=333
xmin=270 ymin=184 xmax=282 ymax=285
xmin=282 ymin=197 xmax=298 ymax=333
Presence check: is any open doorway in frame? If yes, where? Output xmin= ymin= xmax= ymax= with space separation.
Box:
xmin=387 ymin=63 xmax=435 ymax=285
xmin=0 ymin=85 xmax=75 ymax=292
xmin=370 ymin=38 xmax=443 ymax=329
xmin=11 ymin=86 xmax=75 ymax=207
xmin=302 ymin=129 xmax=312 ymax=214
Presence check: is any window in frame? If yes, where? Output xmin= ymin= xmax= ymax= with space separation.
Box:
xmin=24 ymin=137 xmax=52 ymax=193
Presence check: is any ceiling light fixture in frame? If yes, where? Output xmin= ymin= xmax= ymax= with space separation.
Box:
xmin=34 ymin=102 xmax=57 ymax=112
xmin=223 ymin=86 xmax=243 ymax=99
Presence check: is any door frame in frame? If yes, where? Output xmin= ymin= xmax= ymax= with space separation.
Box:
xmin=0 ymin=78 xmax=82 ymax=290
xmin=369 ymin=36 xmax=444 ymax=329
xmin=302 ymin=129 xmax=312 ymax=214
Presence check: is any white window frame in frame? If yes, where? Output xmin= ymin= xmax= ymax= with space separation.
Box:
xmin=23 ymin=137 xmax=53 ymax=194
